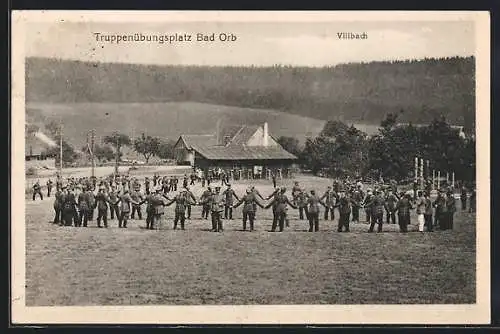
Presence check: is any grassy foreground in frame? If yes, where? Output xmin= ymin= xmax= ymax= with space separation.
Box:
xmin=25 ymin=175 xmax=476 ymax=306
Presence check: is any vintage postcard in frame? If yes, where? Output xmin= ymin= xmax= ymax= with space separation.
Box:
xmin=11 ymin=11 xmax=490 ymax=324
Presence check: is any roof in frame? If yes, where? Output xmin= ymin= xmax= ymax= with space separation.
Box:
xmin=227 ymin=125 xmax=260 ymax=146
xmin=192 ymin=144 xmax=297 ymax=161
xmin=179 ymin=134 xmax=218 ymax=149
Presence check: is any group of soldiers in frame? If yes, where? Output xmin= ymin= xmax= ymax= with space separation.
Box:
xmin=39 ymin=171 xmax=476 ymax=234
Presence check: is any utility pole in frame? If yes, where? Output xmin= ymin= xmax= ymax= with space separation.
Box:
xmin=90 ymin=129 xmax=95 ymax=178
xmin=114 ymin=132 xmax=119 ymax=175
xmin=59 ymin=120 xmax=63 ymax=175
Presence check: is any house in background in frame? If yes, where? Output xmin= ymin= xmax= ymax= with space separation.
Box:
xmin=174 ymin=122 xmax=297 ymax=179
xmin=25 ymin=130 xmax=58 ymax=170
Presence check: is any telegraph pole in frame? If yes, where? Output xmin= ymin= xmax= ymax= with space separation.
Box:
xmin=59 ymin=120 xmax=63 ymax=175
xmin=114 ymin=132 xmax=119 ymax=175
xmin=90 ymin=129 xmax=95 ymax=178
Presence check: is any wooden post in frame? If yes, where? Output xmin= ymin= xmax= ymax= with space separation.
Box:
xmin=437 ymin=171 xmax=441 ymax=190
xmin=432 ymin=169 xmax=435 ymax=190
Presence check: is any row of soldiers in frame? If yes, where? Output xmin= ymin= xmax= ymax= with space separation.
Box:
xmin=49 ymin=176 xmax=473 ymax=233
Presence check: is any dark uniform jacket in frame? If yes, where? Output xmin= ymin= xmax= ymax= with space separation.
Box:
xmin=307 ymin=195 xmax=324 ymax=214
xmin=222 ymin=189 xmax=239 ymax=206
xmin=95 ymin=193 xmax=109 ymax=210
xmin=266 ymin=194 xmax=295 ymax=213
xmin=234 ymin=193 xmax=263 ymax=213
xmin=320 ymin=190 xmax=337 ymax=208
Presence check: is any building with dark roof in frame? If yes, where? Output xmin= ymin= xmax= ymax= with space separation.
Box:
xmin=174 ymin=122 xmax=297 ymax=179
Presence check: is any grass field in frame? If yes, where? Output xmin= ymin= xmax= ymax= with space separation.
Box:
xmin=25 ymin=174 xmax=476 ymax=306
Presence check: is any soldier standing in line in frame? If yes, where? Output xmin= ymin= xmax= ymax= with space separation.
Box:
xmin=85 ymin=187 xmax=96 ymax=222
xmin=153 ymin=173 xmax=158 ymax=187
xmin=351 ymin=188 xmax=363 ymax=223
xmin=200 ymin=187 xmax=212 ymax=219
xmin=460 ymin=186 xmax=468 ymax=211
xmin=306 ymin=190 xmax=326 ymax=232
xmin=182 ymin=174 xmax=189 ymax=189
xmin=271 ymin=171 xmax=277 ymax=188
xmin=183 ymin=186 xmax=197 ymax=220
xmin=415 ymin=190 xmax=426 ymax=232
xmin=46 ymin=179 xmax=53 ymax=197
xmin=165 ymin=189 xmax=194 ymax=230
xmin=146 ymin=186 xmax=168 ymax=230
xmin=145 ymin=177 xmax=151 ymax=195
xmin=32 ymin=181 xmax=43 ymax=201
xmin=291 ymin=181 xmax=301 ymax=206
xmin=320 ymin=186 xmax=336 ymax=221
xmin=384 ymin=190 xmax=399 ymax=225
xmin=222 ymin=184 xmax=239 ymax=220
xmin=423 ymin=191 xmax=434 ymax=232
xmin=367 ymin=189 xmax=385 ymax=233
xmin=445 ymin=190 xmax=457 ymax=230
xmin=95 ymin=187 xmax=110 ymax=228
xmin=210 ymin=186 xmax=225 ymax=232
xmin=265 ymin=186 xmax=281 ymax=228
xmin=52 ymin=187 xmax=64 ymax=224
xmin=76 ymin=186 xmax=91 ymax=227
xmin=61 ymin=186 xmax=77 ymax=227
xmin=395 ymin=193 xmax=413 ymax=233
xmin=130 ymin=188 xmax=144 ymax=220
xmin=233 ymin=188 xmax=265 ymax=231
xmin=335 ymin=192 xmax=352 ymax=232
xmin=115 ymin=189 xmax=140 ymax=228
xmin=265 ymin=187 xmax=297 ymax=232
xmin=56 ymin=174 xmax=63 ymax=191
xmin=433 ymin=190 xmax=446 ymax=230
xmin=363 ymin=189 xmax=373 ymax=224
xmin=108 ymin=186 xmax=120 ymax=220
xmin=296 ymin=189 xmax=309 ymax=220
xmin=173 ymin=176 xmax=179 ymax=191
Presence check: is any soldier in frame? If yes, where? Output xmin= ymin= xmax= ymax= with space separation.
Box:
xmin=291 ymin=181 xmax=301 ymax=205
xmin=46 ymin=179 xmax=53 ymax=197
xmin=95 ymin=187 xmax=110 ymax=228
xmin=108 ymin=186 xmax=120 ymax=220
xmin=145 ymin=177 xmax=151 ymax=195
xmin=469 ymin=189 xmax=476 ymax=213
xmin=200 ymin=187 xmax=212 ymax=219
xmin=32 ymin=181 xmax=43 ymax=201
xmin=116 ymin=189 xmax=139 ymax=228
xmin=296 ymin=189 xmax=309 ymax=220
xmin=130 ymin=188 xmax=144 ymax=220
xmin=395 ymin=194 xmax=413 ymax=233
xmin=165 ymin=189 xmax=193 ymax=230
xmin=190 ymin=172 xmax=196 ymax=186
xmin=320 ymin=186 xmax=337 ymax=221
xmin=210 ymin=186 xmax=225 ymax=232
xmin=222 ymin=184 xmax=239 ymax=220
xmin=183 ymin=186 xmax=197 ymax=220
xmin=147 ymin=186 xmax=168 ymax=230
xmin=306 ymin=190 xmax=326 ymax=232
xmin=56 ymin=174 xmax=63 ymax=192
xmin=424 ymin=191 xmax=434 ymax=232
xmin=87 ymin=188 xmax=96 ymax=222
xmin=363 ymin=189 xmax=373 ymax=224
xmin=445 ymin=190 xmax=457 ymax=230
xmin=52 ymin=187 xmax=64 ymax=224
xmin=460 ymin=186 xmax=468 ymax=211
xmin=76 ymin=186 xmax=91 ymax=227
xmin=61 ymin=186 xmax=77 ymax=226
xmin=265 ymin=186 xmax=281 ymax=228
xmin=271 ymin=171 xmax=277 ymax=188
xmin=415 ymin=191 xmax=426 ymax=232
xmin=367 ymin=189 xmax=385 ymax=233
xmin=351 ymin=188 xmax=364 ymax=223
xmin=173 ymin=176 xmax=179 ymax=191
xmin=433 ymin=190 xmax=446 ymax=230
xmin=233 ymin=188 xmax=264 ymax=231
xmin=182 ymin=174 xmax=189 ymax=189
xmin=335 ymin=192 xmax=352 ymax=232
xmin=265 ymin=187 xmax=297 ymax=232
xmin=153 ymin=173 xmax=158 ymax=187
xmin=384 ymin=190 xmax=399 ymax=225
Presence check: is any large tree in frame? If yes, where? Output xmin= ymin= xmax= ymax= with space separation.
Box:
xmin=157 ymin=139 xmax=176 ymax=160
xmin=103 ymin=133 xmax=131 ymax=172
xmin=133 ymin=133 xmax=161 ymax=164
xmin=277 ymin=136 xmax=301 ymax=157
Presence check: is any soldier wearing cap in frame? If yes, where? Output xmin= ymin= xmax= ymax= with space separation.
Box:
xmin=265 ymin=187 xmax=297 ymax=232
xmin=165 ymin=189 xmax=196 ymax=230
xmin=148 ymin=186 xmax=168 ymax=229
xmin=396 ymin=193 xmax=413 ymax=233
xmin=130 ymin=188 xmax=144 ymax=220
xmin=334 ymin=192 xmax=353 ymax=232
xmin=444 ymin=190 xmax=456 ymax=230
xmin=108 ymin=186 xmax=120 ymax=220
xmin=144 ymin=177 xmax=151 ymax=195
xmin=183 ymin=186 xmax=197 ymax=220
xmin=61 ymin=185 xmax=77 ymax=226
xmin=306 ymin=190 xmax=326 ymax=232
xmin=384 ymin=190 xmax=399 ymax=225
xmin=95 ymin=186 xmax=110 ymax=228
xmin=433 ymin=190 xmax=446 ymax=230
xmin=76 ymin=186 xmax=91 ymax=227
xmin=46 ymin=178 xmax=54 ymax=197
xmin=200 ymin=187 xmax=212 ymax=219
xmin=265 ymin=186 xmax=281 ymax=227
xmin=366 ymin=189 xmax=385 ymax=233
xmin=222 ymin=184 xmax=239 ymax=220
xmin=320 ymin=186 xmax=337 ymax=221
xmin=363 ymin=189 xmax=373 ymax=224
xmin=233 ymin=188 xmax=264 ymax=231
xmin=296 ymin=189 xmax=309 ymax=220
xmin=52 ymin=186 xmax=64 ymax=224
xmin=86 ymin=187 xmax=96 ymax=222
xmin=210 ymin=186 xmax=225 ymax=232
xmin=291 ymin=181 xmax=301 ymax=205
xmin=32 ymin=180 xmax=43 ymax=201
xmin=116 ymin=188 xmax=140 ymax=228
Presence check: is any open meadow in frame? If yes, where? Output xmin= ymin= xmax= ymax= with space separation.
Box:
xmin=25 ymin=174 xmax=476 ymax=306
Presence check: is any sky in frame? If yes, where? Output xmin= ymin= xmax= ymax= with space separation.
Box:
xmin=25 ymin=20 xmax=475 ymax=67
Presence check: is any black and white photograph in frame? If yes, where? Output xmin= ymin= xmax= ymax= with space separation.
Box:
xmin=11 ymin=11 xmax=490 ymax=324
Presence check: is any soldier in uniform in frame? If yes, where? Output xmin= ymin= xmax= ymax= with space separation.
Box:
xmin=76 ymin=186 xmax=91 ymax=227
xmin=52 ymin=187 xmax=64 ymax=224
xmin=363 ymin=189 xmax=373 ymax=224
xmin=108 ymin=186 xmax=120 ymax=220
xmin=61 ymin=186 xmax=77 ymax=226
xmin=423 ymin=191 xmax=434 ymax=232
xmin=86 ymin=187 xmax=96 ymax=222
xmin=165 ymin=189 xmax=194 ymax=230
xmin=335 ymin=192 xmax=353 ymax=232
xmin=433 ymin=190 xmax=446 ymax=230
xmin=183 ymin=186 xmax=197 ymax=220
xmin=469 ymin=189 xmax=476 ymax=213
xmin=415 ymin=191 xmax=426 ymax=232
xmin=320 ymin=186 xmax=337 ymax=221
xmin=233 ymin=188 xmax=264 ymax=231
xmin=147 ymin=186 xmax=168 ymax=230
xmin=460 ymin=186 xmax=468 ymax=211
xmin=46 ymin=179 xmax=53 ymax=197
xmin=116 ymin=189 xmax=139 ymax=228
xmin=32 ymin=181 xmax=43 ymax=201
xmin=130 ymin=188 xmax=144 ymax=220
xmin=210 ymin=186 xmax=225 ymax=232
xmin=265 ymin=186 xmax=281 ymax=228
xmin=445 ymin=190 xmax=457 ymax=230
xmin=145 ymin=177 xmax=151 ymax=195
xmin=200 ymin=187 xmax=212 ymax=219
xmin=271 ymin=171 xmax=277 ymax=188
xmin=395 ymin=193 xmax=413 ymax=233
xmin=384 ymin=190 xmax=399 ymax=225
xmin=367 ymin=189 xmax=385 ymax=233
xmin=351 ymin=188 xmax=363 ymax=223
xmin=173 ymin=176 xmax=179 ymax=191
xmin=296 ymin=189 xmax=309 ymax=220
xmin=306 ymin=190 xmax=326 ymax=232
xmin=222 ymin=184 xmax=239 ymax=220
xmin=95 ymin=187 xmax=110 ymax=228
xmin=291 ymin=181 xmax=301 ymax=205
xmin=265 ymin=187 xmax=297 ymax=232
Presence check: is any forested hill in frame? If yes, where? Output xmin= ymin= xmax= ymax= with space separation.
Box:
xmin=26 ymin=56 xmax=475 ymax=127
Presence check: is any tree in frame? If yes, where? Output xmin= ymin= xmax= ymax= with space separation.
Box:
xmin=157 ymin=139 xmax=176 ymax=160
xmin=277 ymin=136 xmax=301 ymax=157
xmin=133 ymin=133 xmax=161 ymax=164
xmin=94 ymin=145 xmax=115 ymax=162
xmin=43 ymin=140 xmax=77 ymax=164
xmin=103 ymin=133 xmax=131 ymax=172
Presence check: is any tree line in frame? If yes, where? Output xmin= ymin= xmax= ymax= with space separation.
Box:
xmin=278 ymin=113 xmax=475 ymax=183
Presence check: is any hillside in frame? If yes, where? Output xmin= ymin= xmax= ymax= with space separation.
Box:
xmin=25 ymin=57 xmax=475 ymax=128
